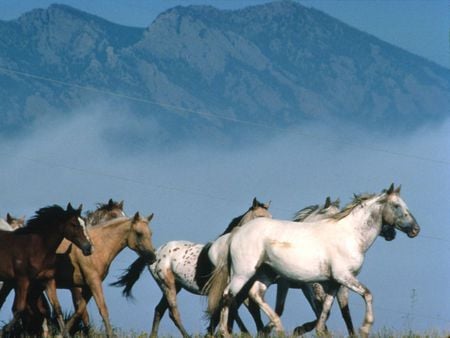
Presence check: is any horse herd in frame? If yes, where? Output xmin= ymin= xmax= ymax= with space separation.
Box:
xmin=0 ymin=183 xmax=420 ymax=337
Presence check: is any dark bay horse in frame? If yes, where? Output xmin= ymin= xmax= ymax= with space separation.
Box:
xmin=0 ymin=203 xmax=93 ymax=334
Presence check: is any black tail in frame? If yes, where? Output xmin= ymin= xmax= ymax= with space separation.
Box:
xmin=110 ymin=256 xmax=148 ymax=298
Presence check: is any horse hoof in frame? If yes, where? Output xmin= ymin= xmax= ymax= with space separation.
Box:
xmin=293 ymin=326 xmax=307 ymax=336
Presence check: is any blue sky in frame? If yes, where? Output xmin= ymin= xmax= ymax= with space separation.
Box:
xmin=0 ymin=0 xmax=448 ymax=69
xmin=0 ymin=1 xmax=449 ymax=336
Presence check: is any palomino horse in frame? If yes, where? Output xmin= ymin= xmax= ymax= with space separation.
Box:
xmin=45 ymin=213 xmax=157 ymax=337
xmin=0 ymin=204 xmax=93 ymax=334
xmin=208 ymin=185 xmax=420 ymax=338
xmin=35 ymin=199 xmax=128 ymax=335
xmin=111 ymin=198 xmax=271 ymax=337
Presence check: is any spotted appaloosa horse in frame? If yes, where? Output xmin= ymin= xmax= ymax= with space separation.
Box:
xmin=112 ymin=198 xmax=271 ymax=337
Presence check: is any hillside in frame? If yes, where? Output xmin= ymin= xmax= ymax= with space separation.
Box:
xmin=0 ymin=2 xmax=449 ymax=141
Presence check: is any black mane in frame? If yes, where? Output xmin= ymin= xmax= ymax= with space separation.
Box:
xmin=219 ymin=214 xmax=245 ymax=237
xmin=15 ymin=205 xmax=69 ymax=234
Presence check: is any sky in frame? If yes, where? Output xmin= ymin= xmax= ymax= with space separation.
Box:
xmin=0 ymin=0 xmax=449 ymax=336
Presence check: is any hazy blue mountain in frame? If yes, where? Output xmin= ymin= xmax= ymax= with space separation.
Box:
xmin=1 ymin=1 xmax=449 ymax=142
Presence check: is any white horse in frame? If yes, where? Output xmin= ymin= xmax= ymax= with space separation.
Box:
xmin=267 ymin=196 xmax=397 ymax=336
xmin=208 ymin=184 xmax=420 ymax=338
xmin=111 ymin=198 xmax=271 ymax=337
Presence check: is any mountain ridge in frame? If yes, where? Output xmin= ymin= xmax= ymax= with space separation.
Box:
xmin=0 ymin=1 xmax=449 ymax=142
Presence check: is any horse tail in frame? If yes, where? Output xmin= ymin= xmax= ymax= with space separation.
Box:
xmin=110 ymin=256 xmax=147 ymax=298
xmin=203 ymin=230 xmax=236 ymax=317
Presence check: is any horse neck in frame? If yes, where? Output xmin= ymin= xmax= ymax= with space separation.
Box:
xmin=343 ymin=197 xmax=384 ymax=252
xmin=91 ymin=218 xmax=131 ymax=265
xmin=40 ymin=224 xmax=66 ymax=255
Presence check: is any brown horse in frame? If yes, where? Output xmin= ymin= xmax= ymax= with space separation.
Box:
xmin=45 ymin=212 xmax=157 ymax=337
xmin=85 ymin=199 xmax=126 ymax=226
xmin=0 ymin=203 xmax=93 ymax=334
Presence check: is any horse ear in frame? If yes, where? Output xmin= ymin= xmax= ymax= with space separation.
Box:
xmin=108 ymin=199 xmax=114 ymax=206
xmin=67 ymin=203 xmax=74 ymax=212
xmin=147 ymin=213 xmax=154 ymax=222
xmin=119 ymin=200 xmax=124 ymax=209
xmin=264 ymin=201 xmax=271 ymax=209
xmin=77 ymin=204 xmax=83 ymax=213
xmin=252 ymin=197 xmax=258 ymax=207
xmin=395 ymin=185 xmax=401 ymax=194
xmin=387 ymin=183 xmax=395 ymax=194
xmin=133 ymin=212 xmax=140 ymax=222
xmin=334 ymin=198 xmax=341 ymax=208
xmin=324 ymin=197 xmax=331 ymax=208
xmin=6 ymin=213 xmax=12 ymax=223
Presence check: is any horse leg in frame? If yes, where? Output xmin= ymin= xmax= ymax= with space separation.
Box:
xmin=64 ymin=287 xmax=92 ymax=336
xmin=248 ymin=280 xmax=284 ymax=334
xmin=160 ymin=271 xmax=190 ymax=338
xmin=293 ymin=282 xmax=325 ymax=335
xmin=337 ymin=276 xmax=374 ymax=338
xmin=3 ymin=278 xmax=30 ymax=333
xmin=150 ymin=294 xmax=172 ymax=338
xmin=45 ymin=278 xmax=66 ymax=335
xmin=86 ymin=277 xmax=114 ymax=337
xmin=336 ymin=286 xmax=355 ymax=336
xmin=71 ymin=287 xmax=91 ymax=335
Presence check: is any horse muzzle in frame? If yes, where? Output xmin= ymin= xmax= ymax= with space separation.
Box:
xmin=81 ymin=243 xmax=94 ymax=256
xmin=407 ymin=224 xmax=420 ymax=238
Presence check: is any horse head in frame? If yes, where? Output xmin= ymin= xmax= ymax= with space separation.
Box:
xmin=64 ymin=203 xmax=93 ymax=256
xmin=380 ymin=184 xmax=420 ymax=238
xmin=6 ymin=213 xmax=25 ymax=230
xmin=86 ymin=199 xmax=126 ymax=226
xmin=128 ymin=212 xmax=157 ymax=264
xmin=247 ymin=197 xmax=272 ymax=219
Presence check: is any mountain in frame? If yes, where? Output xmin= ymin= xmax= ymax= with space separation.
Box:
xmin=1 ymin=2 xmax=449 ymax=142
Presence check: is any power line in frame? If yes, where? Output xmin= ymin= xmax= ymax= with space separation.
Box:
xmin=1 ymin=66 xmax=449 ymax=167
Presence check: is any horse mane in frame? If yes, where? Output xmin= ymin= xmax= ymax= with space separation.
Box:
xmin=331 ymin=193 xmax=377 ymax=221
xmin=15 ymin=205 xmax=68 ymax=234
xmin=292 ymin=204 xmax=319 ymax=222
xmin=219 ymin=199 xmax=268 ymax=236
xmin=219 ymin=214 xmax=245 ymax=236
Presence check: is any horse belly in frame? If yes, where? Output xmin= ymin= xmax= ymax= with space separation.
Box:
xmin=266 ymin=242 xmax=330 ymax=283
xmin=171 ymin=244 xmax=203 ymax=293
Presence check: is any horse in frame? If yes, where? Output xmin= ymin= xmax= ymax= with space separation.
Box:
xmin=43 ymin=212 xmax=157 ymax=337
xmin=0 ymin=214 xmax=26 ymax=291
xmin=0 ymin=204 xmax=93 ymax=334
xmin=111 ymin=198 xmax=271 ymax=337
xmin=0 ymin=213 xmax=25 ymax=231
xmin=268 ymin=196 xmax=397 ymax=336
xmin=207 ymin=184 xmax=420 ymax=338
xmin=84 ymin=199 xmax=126 ymax=226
